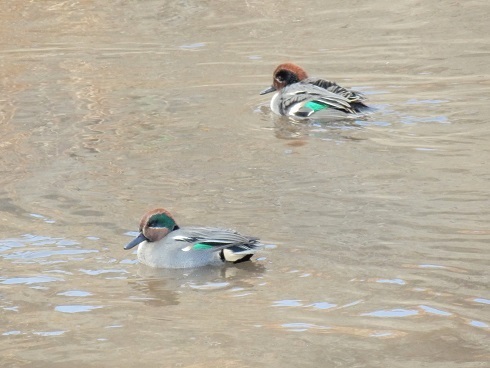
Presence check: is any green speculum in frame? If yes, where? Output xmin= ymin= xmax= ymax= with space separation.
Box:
xmin=305 ymin=100 xmax=329 ymax=111
xmin=192 ymin=243 xmax=214 ymax=250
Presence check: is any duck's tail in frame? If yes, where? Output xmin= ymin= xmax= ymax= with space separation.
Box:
xmin=352 ymin=101 xmax=375 ymax=114
xmin=220 ymin=240 xmax=264 ymax=264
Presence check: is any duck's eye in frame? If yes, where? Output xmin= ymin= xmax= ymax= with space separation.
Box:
xmin=275 ymin=70 xmax=298 ymax=85
xmin=275 ymin=70 xmax=287 ymax=82
xmin=147 ymin=213 xmax=175 ymax=229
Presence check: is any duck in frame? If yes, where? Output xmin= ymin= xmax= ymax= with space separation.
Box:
xmin=124 ymin=208 xmax=264 ymax=268
xmin=260 ymin=63 xmax=370 ymax=121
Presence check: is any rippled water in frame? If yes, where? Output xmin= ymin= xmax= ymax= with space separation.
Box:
xmin=1 ymin=1 xmax=489 ymax=367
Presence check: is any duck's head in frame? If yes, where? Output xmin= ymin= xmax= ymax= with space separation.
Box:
xmin=260 ymin=63 xmax=309 ymax=95
xmin=124 ymin=208 xmax=179 ymax=250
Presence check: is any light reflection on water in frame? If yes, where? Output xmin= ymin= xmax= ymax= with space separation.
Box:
xmin=281 ymin=322 xmax=331 ymax=332
xmin=55 ymin=305 xmax=103 ymax=313
xmin=0 ymin=234 xmax=97 ymax=263
xmin=362 ymin=308 xmax=419 ymax=318
xmin=57 ymin=290 xmax=92 ymax=297
xmin=33 ymin=331 xmax=66 ymax=336
xmin=0 ymin=276 xmax=62 ymax=285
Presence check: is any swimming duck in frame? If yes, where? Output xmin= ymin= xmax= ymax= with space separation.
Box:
xmin=124 ymin=208 xmax=264 ymax=268
xmin=260 ymin=63 xmax=370 ymax=121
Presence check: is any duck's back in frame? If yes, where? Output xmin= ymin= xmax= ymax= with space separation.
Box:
xmin=137 ymin=227 xmax=260 ymax=269
xmin=307 ymin=78 xmax=365 ymax=102
xmin=277 ymin=78 xmax=370 ymax=119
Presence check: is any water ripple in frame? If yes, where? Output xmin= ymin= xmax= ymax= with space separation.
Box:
xmin=0 ymin=276 xmax=62 ymax=285
xmin=57 ymin=290 xmax=93 ymax=297
xmin=362 ymin=308 xmax=419 ymax=318
xmin=79 ymin=269 xmax=128 ymax=276
xmin=281 ymin=322 xmax=330 ymax=332
xmin=419 ymin=305 xmax=452 ymax=316
xmin=272 ymin=299 xmax=303 ymax=307
xmin=376 ymin=278 xmax=406 ymax=285
xmin=0 ymin=234 xmax=97 ymax=264
xmin=306 ymin=302 xmax=337 ymax=310
xmin=468 ymin=320 xmax=489 ymax=329
xmin=33 ymin=330 xmax=66 ymax=336
xmin=188 ymin=282 xmax=230 ymax=290
xmin=55 ymin=305 xmax=103 ymax=313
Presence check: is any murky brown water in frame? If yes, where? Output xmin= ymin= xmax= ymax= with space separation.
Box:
xmin=1 ymin=1 xmax=489 ymax=367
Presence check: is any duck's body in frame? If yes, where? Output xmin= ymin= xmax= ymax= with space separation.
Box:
xmin=124 ymin=208 xmax=263 ymax=269
xmin=261 ymin=63 xmax=370 ymax=121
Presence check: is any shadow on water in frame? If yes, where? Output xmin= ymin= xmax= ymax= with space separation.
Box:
xmin=128 ymin=261 xmax=267 ymax=306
